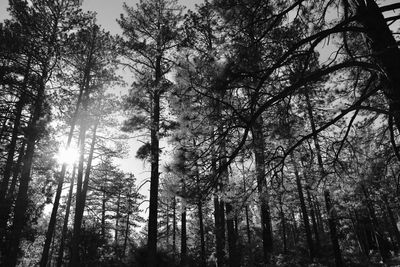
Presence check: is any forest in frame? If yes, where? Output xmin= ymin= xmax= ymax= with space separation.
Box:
xmin=1 ymin=0 xmax=400 ymax=266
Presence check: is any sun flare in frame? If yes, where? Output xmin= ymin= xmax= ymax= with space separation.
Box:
xmin=55 ymin=146 xmax=79 ymax=166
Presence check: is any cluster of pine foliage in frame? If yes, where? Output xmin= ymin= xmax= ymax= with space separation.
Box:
xmin=1 ymin=0 xmax=400 ymax=266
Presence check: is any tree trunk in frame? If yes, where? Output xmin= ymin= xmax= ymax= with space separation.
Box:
xmin=291 ymin=209 xmax=298 ymax=245
xmin=292 ymin=155 xmax=315 ymax=260
xmin=166 ymin=200 xmax=170 ymax=246
xmin=5 ymin=74 xmax=46 ymax=267
xmin=172 ymin=197 xmax=177 ymax=262
xmin=383 ymin=195 xmax=400 ymax=250
xmin=123 ymin=187 xmax=131 ymax=257
xmin=314 ymin=196 xmax=325 ymax=234
xmin=69 ymin=120 xmax=87 ymax=267
xmin=115 ymin=192 xmax=121 ymax=245
xmin=252 ymin=117 xmax=273 ymax=264
xmin=325 ymin=190 xmax=344 ymax=267
xmin=307 ymin=187 xmax=320 ymax=252
xmin=102 ymin=189 xmax=106 ymax=241
xmin=0 ymin=140 xmax=25 ymax=253
xmin=361 ymin=185 xmax=391 ymax=263
xmin=147 ymin=88 xmax=161 ymax=267
xmin=56 ymin=165 xmax=76 ymax=267
xmin=349 ymin=210 xmax=369 ymax=258
xmin=198 ymin=201 xmax=207 ymax=267
xmin=226 ymin=201 xmax=239 ymax=267
xmin=0 ymin=56 xmax=30 ymax=206
xmin=0 ymin=59 xmax=31 ymax=249
xmin=214 ymin=195 xmax=225 ymax=267
xmin=0 ymin=90 xmax=27 ymax=204
xmin=279 ymin=197 xmax=288 ymax=254
xmin=305 ymin=91 xmax=343 ymax=264
xmin=40 ymin=87 xmax=83 ymax=267
xmin=70 ymin=121 xmax=98 ymax=266
xmin=180 ymin=201 xmax=187 ymax=267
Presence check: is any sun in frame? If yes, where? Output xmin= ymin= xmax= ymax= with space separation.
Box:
xmin=55 ymin=146 xmax=79 ymax=166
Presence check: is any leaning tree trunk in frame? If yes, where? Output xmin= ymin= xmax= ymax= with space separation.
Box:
xmin=40 ymin=85 xmax=83 ymax=267
xmin=56 ymin=165 xmax=76 ymax=267
xmin=0 ymin=139 xmax=25 ymax=253
xmin=0 ymin=58 xmax=31 ymax=251
xmin=0 ymin=56 xmax=30 ymax=207
xmin=70 ymin=121 xmax=98 ymax=266
xmin=5 ymin=73 xmax=47 ymax=267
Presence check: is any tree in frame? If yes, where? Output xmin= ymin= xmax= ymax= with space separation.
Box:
xmin=118 ymin=1 xmax=183 ymax=266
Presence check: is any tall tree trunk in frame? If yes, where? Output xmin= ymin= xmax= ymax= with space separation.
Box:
xmin=166 ymin=200 xmax=170 ymax=246
xmin=40 ymin=87 xmax=83 ymax=267
xmin=361 ymin=185 xmax=391 ymax=263
xmin=56 ymin=165 xmax=76 ymax=267
xmin=291 ymin=210 xmax=298 ymax=246
xmin=172 ymin=196 xmax=177 ymax=262
xmin=0 ymin=55 xmax=30 ymax=201
xmin=214 ymin=195 xmax=225 ymax=267
xmin=198 ymin=201 xmax=206 ymax=267
xmin=245 ymin=203 xmax=254 ymax=264
xmin=102 ymin=189 xmax=106 ymax=241
xmin=226 ymin=201 xmax=239 ymax=267
xmin=349 ymin=210 xmax=368 ymax=257
xmin=306 ymin=187 xmax=320 ymax=252
xmin=180 ymin=201 xmax=187 ymax=267
xmin=0 ymin=80 xmax=28 ymax=205
xmin=0 ymin=57 xmax=30 ymax=246
xmin=292 ymin=155 xmax=315 ymax=259
xmin=252 ymin=117 xmax=273 ymax=264
xmin=314 ymin=196 xmax=325 ymax=234
xmin=147 ymin=88 xmax=161 ymax=267
xmin=305 ymin=91 xmax=343 ymax=265
xmin=222 ymin=142 xmax=238 ymax=267
xmin=70 ymin=121 xmax=98 ymax=266
xmin=211 ymin=126 xmax=226 ymax=266
xmin=383 ymin=195 xmax=400 ymax=250
xmin=123 ymin=187 xmax=131 ymax=257
xmin=0 ymin=140 xmax=25 ymax=252
xmin=5 ymin=74 xmax=46 ymax=267
xmin=115 ymin=192 xmax=121 ymax=245
xmin=69 ymin=119 xmax=87 ymax=267
xmin=325 ymin=190 xmax=344 ymax=267
xmin=279 ymin=197 xmax=288 ymax=254
xmin=240 ymin=160 xmax=254 ymax=265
